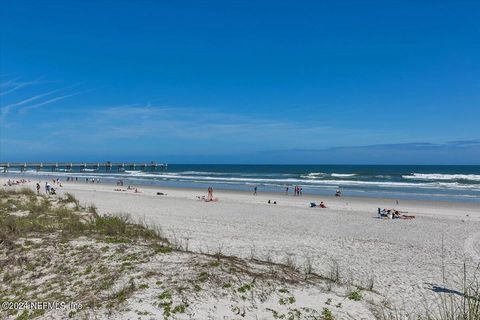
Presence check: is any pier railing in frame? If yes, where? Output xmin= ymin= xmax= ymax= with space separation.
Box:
xmin=0 ymin=162 xmax=167 ymax=172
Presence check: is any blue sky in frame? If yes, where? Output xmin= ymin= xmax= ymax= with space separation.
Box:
xmin=0 ymin=0 xmax=479 ymax=164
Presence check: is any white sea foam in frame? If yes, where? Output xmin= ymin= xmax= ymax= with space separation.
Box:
xmin=125 ymin=170 xmax=146 ymax=175
xmin=308 ymin=172 xmax=325 ymax=176
xmin=403 ymin=173 xmax=480 ymax=182
xmin=107 ymin=173 xmax=480 ymax=191
xmin=300 ymin=172 xmax=326 ymax=179
xmin=7 ymin=169 xmax=480 ymax=192
xmin=178 ymin=171 xmax=227 ymax=176
xmin=331 ymin=173 xmax=356 ymax=177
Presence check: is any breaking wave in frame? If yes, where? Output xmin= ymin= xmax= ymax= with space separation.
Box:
xmin=403 ymin=173 xmax=480 ymax=182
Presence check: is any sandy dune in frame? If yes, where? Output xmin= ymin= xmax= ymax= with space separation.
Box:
xmin=4 ymin=178 xmax=480 ymax=314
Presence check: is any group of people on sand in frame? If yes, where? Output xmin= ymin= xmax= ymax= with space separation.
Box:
xmin=3 ymin=178 xmax=29 ymax=186
xmin=197 ymin=186 xmax=218 ymax=202
xmin=378 ymin=208 xmax=415 ymax=220
xmin=293 ymin=186 xmax=302 ymax=196
xmin=282 ymin=185 xmax=303 ymax=196
xmin=310 ymin=201 xmax=327 ymax=208
xmin=41 ymin=181 xmax=58 ymax=195
xmin=114 ymin=185 xmax=141 ymax=193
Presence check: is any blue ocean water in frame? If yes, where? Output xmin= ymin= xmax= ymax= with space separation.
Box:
xmin=3 ymin=164 xmax=480 ymax=203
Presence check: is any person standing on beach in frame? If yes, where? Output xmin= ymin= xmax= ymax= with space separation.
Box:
xmin=36 ymin=182 xmax=40 ymax=194
xmin=285 ymin=186 xmax=289 ymax=195
xmin=253 ymin=186 xmax=257 ymax=195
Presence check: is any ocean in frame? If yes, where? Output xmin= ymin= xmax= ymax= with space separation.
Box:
xmin=3 ymin=164 xmax=480 ymax=203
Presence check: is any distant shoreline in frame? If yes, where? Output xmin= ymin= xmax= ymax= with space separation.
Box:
xmin=3 ymin=175 xmax=480 ymax=218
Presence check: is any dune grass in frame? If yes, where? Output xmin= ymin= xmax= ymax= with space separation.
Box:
xmin=0 ymin=188 xmax=168 ymax=246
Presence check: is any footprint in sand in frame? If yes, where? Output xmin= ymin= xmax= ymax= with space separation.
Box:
xmin=464 ymin=232 xmax=480 ymax=263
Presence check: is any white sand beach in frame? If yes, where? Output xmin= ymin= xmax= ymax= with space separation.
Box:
xmin=3 ymin=177 xmax=480 ymax=315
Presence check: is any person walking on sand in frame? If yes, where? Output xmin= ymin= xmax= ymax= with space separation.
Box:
xmin=253 ymin=186 xmax=257 ymax=195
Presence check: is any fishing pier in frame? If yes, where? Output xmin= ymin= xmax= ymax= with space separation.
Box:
xmin=0 ymin=162 xmax=168 ymax=173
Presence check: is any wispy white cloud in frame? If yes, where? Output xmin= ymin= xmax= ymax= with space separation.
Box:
xmin=18 ymin=89 xmax=89 ymax=114
xmin=0 ymin=84 xmax=25 ymax=97
xmin=0 ymin=78 xmax=46 ymax=96
xmin=1 ymin=87 xmax=68 ymax=118
xmin=29 ymin=104 xmax=369 ymax=154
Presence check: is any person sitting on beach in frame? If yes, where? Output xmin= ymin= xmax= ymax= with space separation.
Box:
xmin=393 ymin=210 xmax=401 ymax=218
xmin=206 ymin=187 xmax=213 ymax=201
xmin=319 ymin=201 xmax=327 ymax=208
xmin=202 ymin=187 xmax=218 ymax=202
